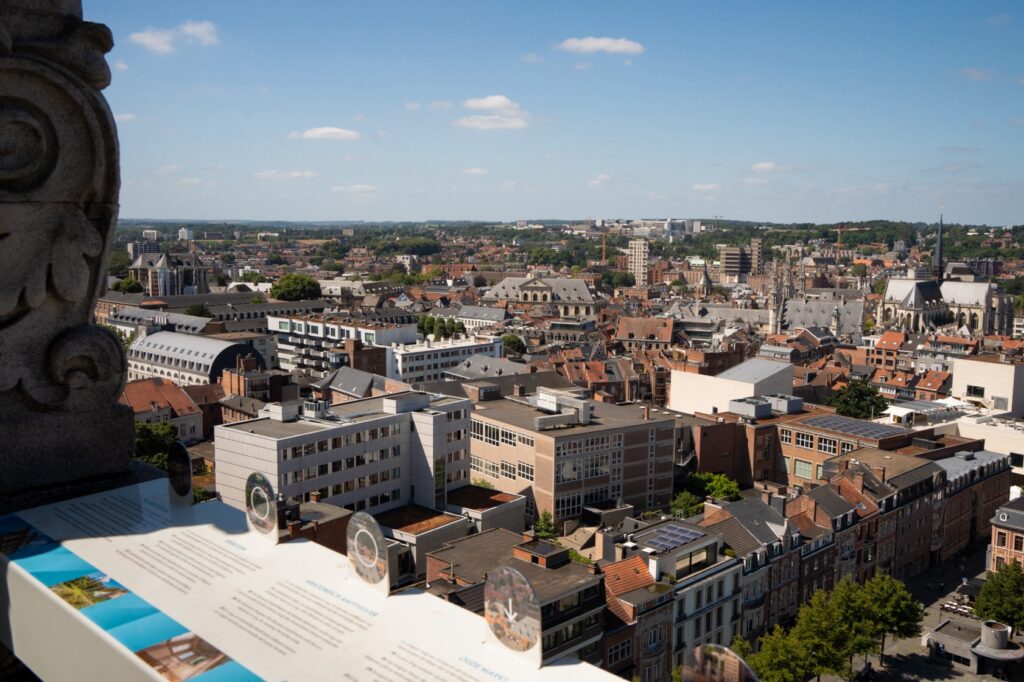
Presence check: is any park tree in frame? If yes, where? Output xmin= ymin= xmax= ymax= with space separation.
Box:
xmin=269 ymin=273 xmax=322 ymax=301
xmin=975 ymin=559 xmax=1024 ymax=631
xmin=533 ymin=511 xmax=557 ymax=539
xmin=240 ymin=271 xmax=267 ymax=283
xmin=502 ymin=333 xmax=526 ymax=354
xmin=746 ymin=625 xmax=812 ymax=682
xmin=828 ymin=380 xmax=888 ymax=420
xmin=134 ymin=421 xmax=178 ymax=471
xmin=860 ymin=573 xmax=923 ymax=665
xmin=850 ymin=263 xmax=868 ymax=277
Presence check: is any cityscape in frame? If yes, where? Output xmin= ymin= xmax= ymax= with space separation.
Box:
xmin=2 ymin=2 xmax=1024 ymax=682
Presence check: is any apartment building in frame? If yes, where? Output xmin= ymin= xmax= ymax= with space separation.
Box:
xmin=602 ymin=554 xmax=674 ymax=681
xmin=467 ymin=386 xmax=675 ymax=529
xmin=628 ymin=239 xmax=650 ymax=286
xmin=934 ymin=450 xmax=1011 ymax=562
xmin=387 ymin=334 xmax=503 ymax=384
xmin=990 ymin=496 xmax=1024 ymax=571
xmin=269 ymin=312 xmax=415 ymax=377
xmin=214 ymin=392 xmax=472 ymax=514
xmin=426 ymin=529 xmax=605 ymax=665
xmin=118 ymin=378 xmax=203 ymax=444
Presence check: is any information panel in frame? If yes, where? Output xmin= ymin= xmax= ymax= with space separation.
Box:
xmin=0 ymin=479 xmax=615 ymax=682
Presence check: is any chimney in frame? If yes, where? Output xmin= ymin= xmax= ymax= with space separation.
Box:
xmin=309 ymin=490 xmax=322 ymax=503
xmin=587 ymin=561 xmax=601 ymax=575
xmin=643 ymin=405 xmax=650 ymax=420
xmin=287 ymin=519 xmax=302 ymax=539
xmin=521 ymin=530 xmax=536 ymax=542
xmin=513 ymin=383 xmax=526 ymax=398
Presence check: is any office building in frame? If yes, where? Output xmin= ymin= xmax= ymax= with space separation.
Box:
xmin=178 ymin=227 xmax=194 ymax=241
xmin=268 ymin=313 xmax=416 ymax=378
xmin=628 ymin=239 xmax=650 ymax=286
xmin=387 ymin=334 xmax=503 ymax=384
xmin=467 ymin=386 xmax=675 ymax=529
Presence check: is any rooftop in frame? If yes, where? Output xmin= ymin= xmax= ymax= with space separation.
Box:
xmin=446 ymin=485 xmax=521 ymax=511
xmin=717 ymin=358 xmax=791 ymax=383
xmin=472 ymin=396 xmax=674 ymax=435
xmin=798 ymin=414 xmax=911 ymax=441
xmin=375 ymin=505 xmax=464 ymax=535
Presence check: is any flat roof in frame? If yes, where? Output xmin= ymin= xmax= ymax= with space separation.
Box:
xmin=375 ymin=505 xmax=463 ymax=535
xmin=473 ymin=398 xmax=674 ymax=435
xmin=831 ymin=447 xmax=936 ymax=479
xmin=446 ymin=485 xmax=521 ymax=511
xmin=222 ymin=417 xmax=329 ymax=438
xmin=799 ymin=414 xmax=911 ymax=441
xmin=717 ymin=358 xmax=791 ymax=383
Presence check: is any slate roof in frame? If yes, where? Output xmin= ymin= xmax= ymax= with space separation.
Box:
xmin=445 ymin=354 xmax=530 ymax=380
xmin=782 ymin=299 xmax=865 ymax=338
xmin=108 ymin=305 xmax=211 ymax=334
xmin=807 ymin=484 xmax=856 ymax=518
xmin=883 ymin=279 xmax=943 ymax=307
xmin=310 ymin=366 xmax=388 ymax=398
xmin=483 ymin=274 xmax=595 ymax=304
xmin=940 ymin=281 xmax=992 ymax=307
xmin=704 ymin=516 xmax=763 ymax=557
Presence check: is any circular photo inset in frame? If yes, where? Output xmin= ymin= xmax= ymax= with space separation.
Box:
xmin=346 ymin=512 xmax=387 ymax=585
xmin=245 ymin=473 xmax=276 ymax=534
xmin=682 ymin=643 xmax=758 ymax=682
xmin=484 ymin=565 xmax=541 ymax=652
xmin=167 ymin=441 xmax=192 ymax=498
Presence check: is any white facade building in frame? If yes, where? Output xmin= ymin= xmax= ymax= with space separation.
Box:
xmin=214 ymin=392 xmax=472 ymax=514
xmin=628 ymin=239 xmax=650 ymax=286
xmin=950 ymin=356 xmax=1024 ymax=417
xmin=268 ymin=314 xmax=417 ymax=374
xmin=177 ymin=227 xmax=194 ymax=241
xmin=668 ymin=358 xmax=793 ymax=416
xmin=386 ymin=335 xmax=503 ymax=384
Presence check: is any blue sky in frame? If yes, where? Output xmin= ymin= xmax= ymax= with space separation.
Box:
xmin=90 ymin=1 xmax=1023 ymax=224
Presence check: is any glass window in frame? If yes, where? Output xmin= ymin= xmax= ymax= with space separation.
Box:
xmin=780 ymin=429 xmax=792 ymax=445
xmin=794 ymin=459 xmax=813 ymax=479
xmin=818 ymin=438 xmax=837 ymax=455
xmin=795 ymin=432 xmax=813 ymax=449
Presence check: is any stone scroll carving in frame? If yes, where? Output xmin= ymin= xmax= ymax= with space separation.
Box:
xmin=0 ymin=1 xmax=133 ymax=502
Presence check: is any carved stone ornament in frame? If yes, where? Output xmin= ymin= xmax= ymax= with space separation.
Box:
xmin=0 ymin=0 xmax=133 ymax=505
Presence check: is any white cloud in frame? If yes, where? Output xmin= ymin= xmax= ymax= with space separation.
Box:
xmin=752 ymin=161 xmax=780 ymax=172
xmin=521 ymin=52 xmax=543 ymax=64
xmin=332 ymin=184 xmax=378 ymax=194
xmin=557 ymin=36 xmax=644 ymax=55
xmin=404 ymin=102 xmax=421 ymax=110
xmin=462 ymin=168 xmax=488 ymax=175
xmin=428 ymin=100 xmax=451 ymax=111
xmin=587 ymin=173 xmax=610 ymax=188
xmin=455 ymin=95 xmax=529 ymax=130
xmin=692 ymin=183 xmax=721 ymax=193
xmin=960 ymin=67 xmax=994 ymax=81
xmin=255 ymin=170 xmax=318 ymax=180
xmin=114 ymin=60 xmax=129 ymax=71
xmin=288 ymin=126 xmax=361 ymax=141
xmin=114 ymin=113 xmax=137 ymax=123
xmin=742 ymin=177 xmax=769 ymax=185
xmin=129 ymin=20 xmax=218 ymax=54
xmin=574 ymin=62 xmax=592 ymax=71
xmin=153 ymin=163 xmax=182 ymax=175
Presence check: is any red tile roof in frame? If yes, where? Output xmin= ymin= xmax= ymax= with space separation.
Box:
xmin=119 ymin=378 xmax=201 ymax=417
xmin=875 ymin=332 xmax=906 ymax=351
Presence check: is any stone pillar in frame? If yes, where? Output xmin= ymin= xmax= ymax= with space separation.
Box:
xmin=0 ymin=0 xmax=135 ymax=513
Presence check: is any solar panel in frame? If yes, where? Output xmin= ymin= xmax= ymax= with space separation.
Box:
xmin=645 ymin=524 xmax=705 ymax=552
xmin=802 ymin=415 xmax=908 ymax=440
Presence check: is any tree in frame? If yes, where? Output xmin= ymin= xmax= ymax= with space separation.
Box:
xmin=108 ymin=250 xmax=132 ymax=277
xmin=444 ymin=318 xmax=456 ymax=338
xmin=533 ymin=511 xmax=557 ymax=539
xmin=828 ymin=380 xmax=888 ymax=419
xmin=850 ymin=263 xmax=868 ymax=278
xmin=860 ymin=573 xmax=923 ymax=665
xmin=670 ymin=491 xmax=705 ymax=518
xmin=240 ymin=271 xmax=267 ymax=283
xmin=872 ymin=277 xmax=888 ymax=296
xmin=249 ymin=295 xmax=264 ymax=304
xmin=134 ymin=421 xmax=178 ymax=471
xmin=687 ymin=472 xmax=742 ymax=501
xmin=184 ymin=304 xmax=212 ymax=317
xmin=502 ymin=333 xmax=526 ymax=354
xmin=975 ymin=559 xmax=1024 ymax=631
xmin=454 ymin=321 xmax=466 ymax=335
xmin=747 ymin=625 xmax=812 ymax=682
xmin=791 ymin=589 xmax=857 ymax=681
xmin=110 ymin=277 xmax=144 ymax=293
xmin=269 ymin=273 xmax=322 ymax=301
xmin=471 ymin=478 xmax=495 ymax=489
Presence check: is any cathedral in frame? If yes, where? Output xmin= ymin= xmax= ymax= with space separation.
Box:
xmin=876 ymin=219 xmax=1012 ymax=335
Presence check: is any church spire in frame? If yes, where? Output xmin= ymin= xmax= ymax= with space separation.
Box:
xmin=935 ymin=212 xmax=944 ymax=283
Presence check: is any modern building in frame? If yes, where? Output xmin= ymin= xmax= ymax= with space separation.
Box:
xmin=387 ymin=335 xmax=503 ymax=385
xmin=950 ymin=356 xmax=1024 ymax=417
xmin=668 ymin=358 xmax=793 ymax=416
xmin=126 ymin=240 xmax=161 ymax=260
xmin=268 ymin=313 xmax=416 ymax=378
xmin=628 ymin=239 xmax=650 ymax=286
xmin=718 ymin=239 xmax=764 ymax=282
xmin=177 ymin=227 xmax=194 ymax=241
xmin=117 ymin=378 xmax=203 ymax=444
xmin=127 ymin=331 xmax=266 ymax=386
xmin=425 ymin=529 xmax=605 ymax=665
xmin=467 ymin=387 xmax=675 ymax=529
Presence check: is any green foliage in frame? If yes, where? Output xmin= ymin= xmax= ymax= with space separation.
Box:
xmin=859 ymin=573 xmax=923 ymax=663
xmin=850 ymin=263 xmax=868 ymax=277
xmin=134 ymin=421 xmax=178 ymax=471
xmin=533 ymin=511 xmax=557 ymax=539
xmin=107 ymin=250 xmax=133 ymax=277
xmin=110 ymin=277 xmax=143 ymax=293
xmin=184 ymin=304 xmax=212 ymax=317
xmin=872 ymin=277 xmax=888 ymax=296
xmin=747 ymin=625 xmax=812 ymax=682
xmin=369 ymin=236 xmax=441 ymax=257
xmin=687 ymin=472 xmax=742 ymax=502
xmin=193 ymin=488 xmax=217 ymax=504
xmin=568 ymin=549 xmax=592 ymax=565
xmin=791 ymin=588 xmax=858 ymax=681
xmin=601 ymin=271 xmax=636 ymax=288
xmin=240 ymin=271 xmax=267 ymax=283
xmin=502 ymin=333 xmax=526 ymax=354
xmin=264 ymin=253 xmax=287 ymax=265
xmin=975 ymin=559 xmax=1024 ymax=631
xmin=250 ymin=295 xmax=264 ymax=304
xmin=214 ymin=273 xmax=230 ymax=287
xmin=269 ymin=273 xmax=322 ymax=301
xmin=828 ymin=380 xmax=889 ymax=419
xmin=670 ymin=491 xmax=705 ymax=518
xmin=471 ymin=478 xmax=495 ymax=489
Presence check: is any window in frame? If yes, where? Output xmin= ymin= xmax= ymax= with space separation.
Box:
xmin=779 ymin=429 xmax=792 ymax=444
xmin=816 ymin=464 xmax=823 ymax=481
xmin=517 ymin=462 xmax=534 ymax=481
xmin=818 ymin=438 xmax=837 ymax=455
xmin=501 ymin=461 xmax=516 ymax=479
xmin=794 ymin=459 xmax=813 ymax=479
xmin=795 ymin=432 xmax=813 ymax=449
xmin=966 ymin=385 xmax=985 ymax=398
xmin=783 ymin=456 xmax=791 ymax=473
xmin=1014 ymin=535 xmax=1023 ymax=552
xmin=518 ymin=435 xmax=535 ymax=448
xmin=997 ymin=531 xmax=1007 ymax=547
xmin=607 ymin=640 xmax=632 ymax=666
xmin=841 ymin=441 xmax=855 ymax=454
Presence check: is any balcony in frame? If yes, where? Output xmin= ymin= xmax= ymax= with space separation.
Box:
xmin=641 ymin=639 xmax=666 ymax=658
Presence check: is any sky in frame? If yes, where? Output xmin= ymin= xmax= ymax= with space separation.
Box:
xmin=89 ymin=1 xmax=1024 ymax=224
